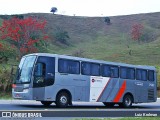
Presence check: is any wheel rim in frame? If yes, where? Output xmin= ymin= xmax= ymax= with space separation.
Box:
xmin=125 ymin=97 xmax=131 ymax=106
xmin=60 ymin=96 xmax=67 ymax=104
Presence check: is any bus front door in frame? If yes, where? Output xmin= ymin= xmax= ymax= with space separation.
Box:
xmin=33 ymin=56 xmax=55 ymax=101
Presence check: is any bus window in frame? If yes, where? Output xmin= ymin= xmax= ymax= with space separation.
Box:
xmin=148 ymin=70 xmax=154 ymax=81
xmin=128 ymin=68 xmax=135 ymax=79
xmin=34 ymin=63 xmax=46 ymax=77
xmin=81 ymin=62 xmax=100 ymax=76
xmin=102 ymin=65 xmax=118 ymax=78
xmin=81 ymin=62 xmax=90 ymax=75
xmin=58 ymin=59 xmax=80 ymax=74
xmin=33 ymin=63 xmax=46 ymax=86
xmin=120 ymin=67 xmax=127 ymax=79
xmin=136 ymin=69 xmax=147 ymax=81
xmin=101 ymin=65 xmax=111 ymax=77
xmin=120 ymin=67 xmax=135 ymax=79
xmin=110 ymin=66 xmax=119 ymax=78
xmin=91 ymin=63 xmax=100 ymax=76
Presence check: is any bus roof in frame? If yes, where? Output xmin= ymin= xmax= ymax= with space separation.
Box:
xmin=25 ymin=53 xmax=156 ymax=70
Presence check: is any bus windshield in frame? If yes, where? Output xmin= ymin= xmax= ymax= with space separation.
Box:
xmin=15 ymin=55 xmax=37 ymax=84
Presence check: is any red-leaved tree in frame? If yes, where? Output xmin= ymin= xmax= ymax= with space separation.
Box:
xmin=0 ymin=17 xmax=49 ymax=57
xmin=131 ymin=23 xmax=144 ymax=42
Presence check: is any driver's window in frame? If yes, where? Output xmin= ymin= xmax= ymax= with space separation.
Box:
xmin=35 ymin=63 xmax=45 ymax=76
xmin=34 ymin=63 xmax=46 ymax=84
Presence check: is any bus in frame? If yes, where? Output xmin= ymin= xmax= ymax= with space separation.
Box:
xmin=12 ymin=53 xmax=157 ymax=108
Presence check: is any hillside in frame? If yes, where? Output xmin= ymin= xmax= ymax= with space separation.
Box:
xmin=22 ymin=12 xmax=160 ymax=66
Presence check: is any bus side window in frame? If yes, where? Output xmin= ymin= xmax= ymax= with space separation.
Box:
xmin=91 ymin=63 xmax=100 ymax=76
xmin=58 ymin=59 xmax=68 ymax=73
xmin=68 ymin=60 xmax=80 ymax=74
xmin=120 ymin=67 xmax=135 ymax=79
xmin=148 ymin=70 xmax=154 ymax=81
xmin=81 ymin=62 xmax=91 ymax=75
xmin=110 ymin=66 xmax=119 ymax=78
xmin=136 ymin=69 xmax=147 ymax=81
xmin=58 ymin=59 xmax=80 ymax=74
xmin=120 ymin=67 xmax=127 ymax=79
xmin=101 ymin=65 xmax=111 ymax=77
xmin=102 ymin=65 xmax=118 ymax=78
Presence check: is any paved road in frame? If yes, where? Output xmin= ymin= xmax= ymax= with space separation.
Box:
xmin=0 ymin=99 xmax=160 ymax=117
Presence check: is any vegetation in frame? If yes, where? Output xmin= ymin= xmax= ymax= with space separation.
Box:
xmin=1 ymin=12 xmax=160 ymax=97
xmin=104 ymin=17 xmax=111 ymax=25
xmin=53 ymin=27 xmax=70 ymax=45
xmin=50 ymin=7 xmax=58 ymax=14
xmin=0 ymin=16 xmax=49 ymax=58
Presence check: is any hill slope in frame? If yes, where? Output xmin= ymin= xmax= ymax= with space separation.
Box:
xmin=22 ymin=12 xmax=160 ymax=67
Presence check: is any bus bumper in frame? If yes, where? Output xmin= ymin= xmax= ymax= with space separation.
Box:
xmin=12 ymin=88 xmax=33 ymax=100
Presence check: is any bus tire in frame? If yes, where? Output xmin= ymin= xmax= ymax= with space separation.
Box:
xmin=103 ymin=102 xmax=115 ymax=107
xmin=56 ymin=92 xmax=69 ymax=108
xmin=120 ymin=94 xmax=133 ymax=108
xmin=41 ymin=101 xmax=53 ymax=106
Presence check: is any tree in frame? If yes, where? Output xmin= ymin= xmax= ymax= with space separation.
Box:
xmin=0 ymin=17 xmax=49 ymax=57
xmin=104 ymin=17 xmax=111 ymax=25
xmin=131 ymin=23 xmax=144 ymax=42
xmin=50 ymin=7 xmax=58 ymax=14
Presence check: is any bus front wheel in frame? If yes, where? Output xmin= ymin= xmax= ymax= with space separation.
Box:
xmin=41 ymin=101 xmax=53 ymax=106
xmin=56 ymin=92 xmax=69 ymax=108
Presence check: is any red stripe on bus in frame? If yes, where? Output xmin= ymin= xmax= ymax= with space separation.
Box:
xmin=113 ymin=80 xmax=126 ymax=102
xmin=96 ymin=78 xmax=111 ymax=102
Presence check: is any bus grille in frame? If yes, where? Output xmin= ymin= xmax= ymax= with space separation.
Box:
xmin=14 ymin=87 xmax=24 ymax=92
xmin=148 ymin=89 xmax=154 ymax=101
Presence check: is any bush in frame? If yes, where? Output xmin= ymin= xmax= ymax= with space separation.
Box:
xmin=0 ymin=69 xmax=12 ymax=92
xmin=53 ymin=27 xmax=70 ymax=45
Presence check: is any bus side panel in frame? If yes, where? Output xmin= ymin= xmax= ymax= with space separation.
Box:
xmin=111 ymin=79 xmax=135 ymax=103
xmin=44 ymin=85 xmax=72 ymax=101
xmin=50 ymin=73 xmax=90 ymax=102
xmin=95 ymin=78 xmax=119 ymax=102
xmin=96 ymin=79 xmax=136 ymax=103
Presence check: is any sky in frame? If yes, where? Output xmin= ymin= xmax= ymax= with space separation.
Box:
xmin=0 ymin=0 xmax=160 ymax=17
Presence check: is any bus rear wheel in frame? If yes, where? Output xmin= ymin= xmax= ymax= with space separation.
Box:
xmin=41 ymin=101 xmax=53 ymax=106
xmin=103 ymin=102 xmax=115 ymax=107
xmin=56 ymin=92 xmax=70 ymax=108
xmin=119 ymin=94 xmax=133 ymax=108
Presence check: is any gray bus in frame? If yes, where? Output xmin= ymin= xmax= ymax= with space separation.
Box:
xmin=12 ymin=53 xmax=157 ymax=108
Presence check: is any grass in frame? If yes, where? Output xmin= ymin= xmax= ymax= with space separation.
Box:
xmin=0 ymin=92 xmax=12 ymax=100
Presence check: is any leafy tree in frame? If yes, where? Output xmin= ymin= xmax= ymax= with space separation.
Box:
xmin=104 ymin=17 xmax=111 ymax=25
xmin=0 ymin=17 xmax=49 ymax=57
xmin=131 ymin=23 xmax=143 ymax=42
xmin=50 ymin=7 xmax=58 ymax=14
xmin=0 ymin=42 xmax=16 ymax=63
